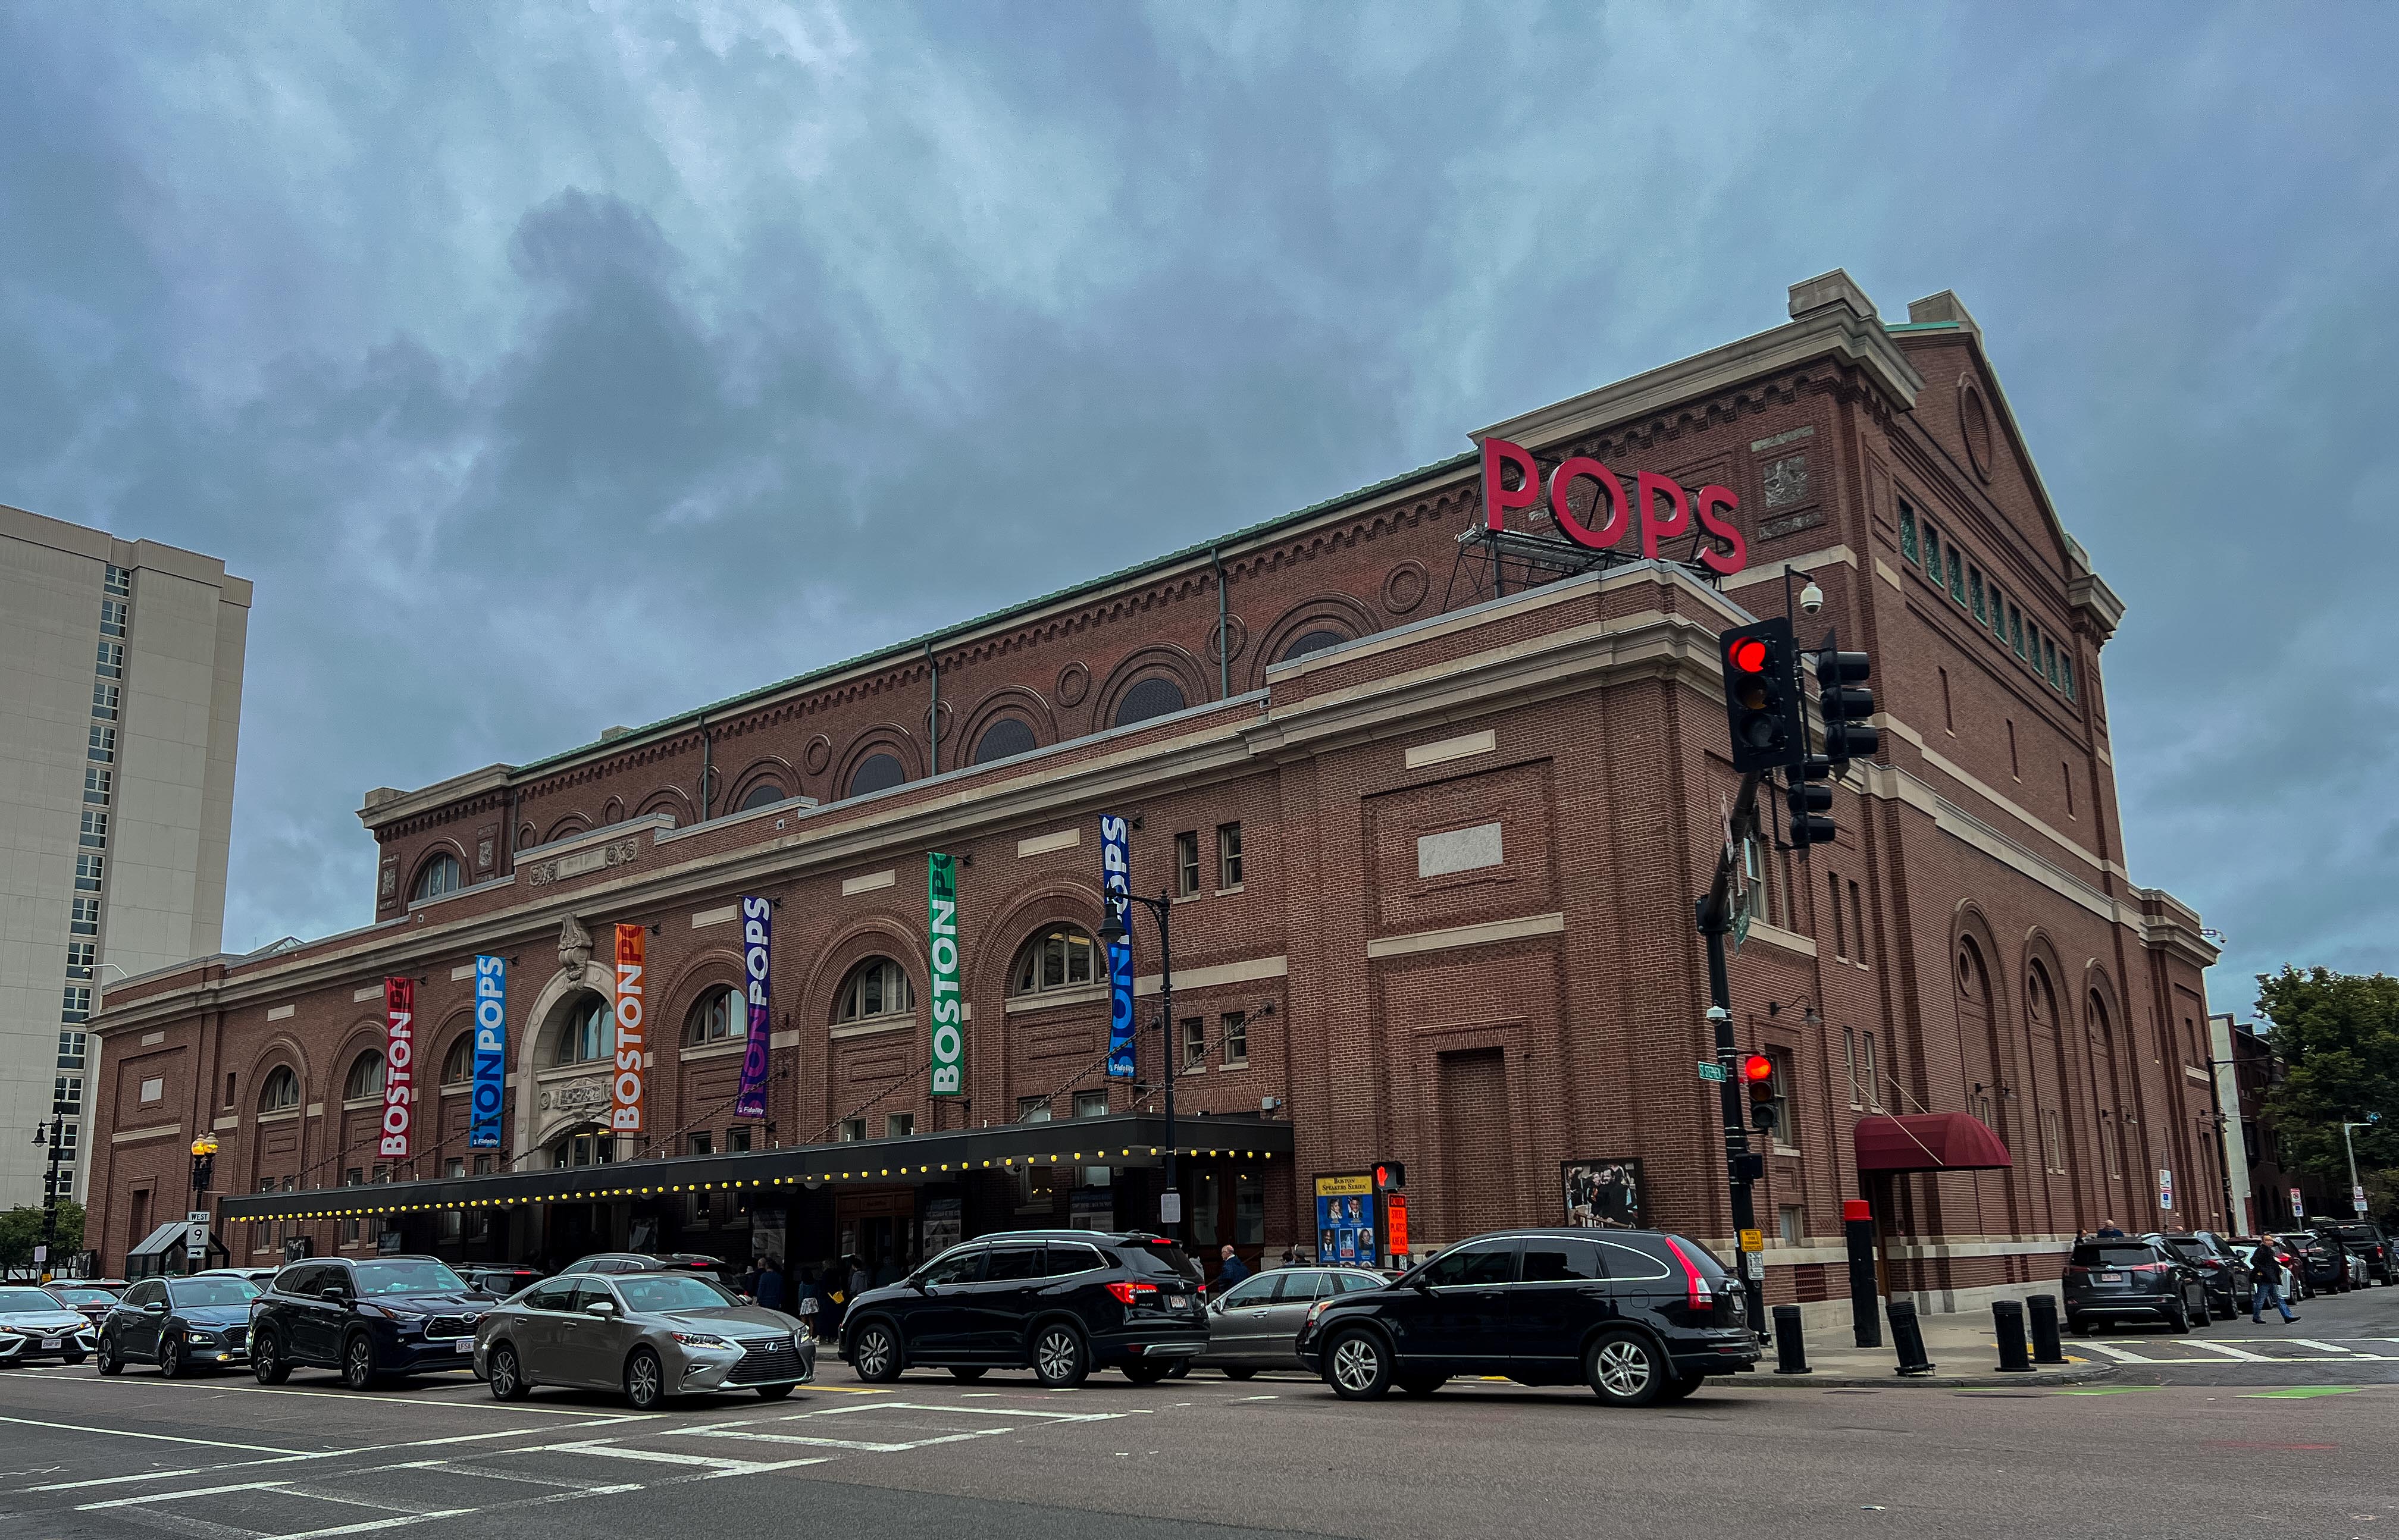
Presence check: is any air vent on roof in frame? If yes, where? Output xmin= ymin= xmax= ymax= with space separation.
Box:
xmin=600 ymin=726 xmax=632 ymax=741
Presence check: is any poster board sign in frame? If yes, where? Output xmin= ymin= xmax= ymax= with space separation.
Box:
xmin=1314 ymin=1173 xmax=1377 ymax=1265
xmin=1561 ymin=1158 xmax=1645 ymax=1229
xmin=923 ymin=1197 xmax=964 ymax=1258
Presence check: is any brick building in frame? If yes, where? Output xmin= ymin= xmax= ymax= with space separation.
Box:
xmin=86 ymin=270 xmax=2219 ymax=1311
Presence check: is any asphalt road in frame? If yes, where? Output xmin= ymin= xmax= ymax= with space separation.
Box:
xmin=4 ymin=1284 xmax=2396 ymax=1540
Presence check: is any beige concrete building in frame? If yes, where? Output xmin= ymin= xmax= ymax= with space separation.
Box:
xmin=1 ymin=504 xmax=248 ymax=1210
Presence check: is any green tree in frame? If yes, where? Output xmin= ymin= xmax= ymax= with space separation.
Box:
xmin=0 ymin=1202 xmax=87 ymax=1274
xmin=2256 ymin=967 xmax=2399 ymax=1188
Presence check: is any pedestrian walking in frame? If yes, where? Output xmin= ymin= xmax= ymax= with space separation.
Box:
xmin=2248 ymin=1237 xmax=2298 ymax=1324
xmin=756 ymin=1256 xmax=786 ymax=1312
xmin=1277 ymin=1244 xmax=1302 ymax=1269
xmin=848 ymin=1255 xmax=872 ymax=1303
xmin=1215 ymin=1244 xmax=1249 ymax=1290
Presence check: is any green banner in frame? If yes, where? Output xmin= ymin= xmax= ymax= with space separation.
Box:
xmin=929 ymin=852 xmax=963 ymax=1095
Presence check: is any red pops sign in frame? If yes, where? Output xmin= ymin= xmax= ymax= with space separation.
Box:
xmin=1480 ymin=437 xmax=1747 ymax=576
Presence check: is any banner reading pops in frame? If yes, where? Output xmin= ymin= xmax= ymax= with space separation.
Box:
xmin=378 ymin=977 xmax=415 ymax=1159
xmin=611 ymin=924 xmax=646 ymax=1133
xmin=469 ymin=956 xmax=506 ymax=1149
xmin=734 ymin=897 xmax=772 ymax=1119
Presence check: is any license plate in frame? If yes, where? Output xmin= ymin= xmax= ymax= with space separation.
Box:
xmin=455 ymin=1339 xmax=474 ymax=1353
xmin=2099 ymin=1273 xmax=2122 ymax=1283
xmin=40 ymin=1337 xmax=59 ymax=1350
xmin=1166 ymin=1294 xmax=1186 ymax=1309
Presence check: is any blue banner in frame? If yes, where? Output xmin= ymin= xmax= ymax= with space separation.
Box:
xmin=1101 ymin=814 xmax=1135 ymax=1080
xmin=469 ymin=955 xmax=506 ymax=1149
xmin=735 ymin=897 xmax=772 ymax=1119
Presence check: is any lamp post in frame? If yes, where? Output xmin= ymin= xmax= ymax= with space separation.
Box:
xmin=32 ymin=1112 xmax=67 ymax=1277
xmin=190 ymin=1133 xmax=218 ymax=1194
xmin=1097 ymin=889 xmax=1177 ymax=1237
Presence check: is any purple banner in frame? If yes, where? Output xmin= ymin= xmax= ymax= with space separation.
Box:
xmin=735 ymin=896 xmax=772 ymax=1119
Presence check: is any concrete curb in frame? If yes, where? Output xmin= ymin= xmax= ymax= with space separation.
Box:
xmin=1728 ymin=1361 xmax=2122 ymax=1391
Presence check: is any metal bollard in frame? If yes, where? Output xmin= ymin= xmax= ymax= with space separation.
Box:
xmin=1844 ymin=1199 xmax=1882 ymax=1348
xmin=1992 ymin=1299 xmax=2032 ymax=1372
xmin=2026 ymin=1294 xmax=2066 ymax=1364
xmin=1773 ymin=1304 xmax=1811 ymax=1375
xmin=1887 ymin=1299 xmax=1936 ymax=1376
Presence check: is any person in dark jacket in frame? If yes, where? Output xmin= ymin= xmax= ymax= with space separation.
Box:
xmin=1215 ymin=1244 xmax=1249 ymax=1290
xmin=2249 ymin=1238 xmax=2297 ymax=1323
xmin=2093 ymin=1219 xmax=2126 ymax=1239
xmin=756 ymin=1257 xmax=785 ymax=1312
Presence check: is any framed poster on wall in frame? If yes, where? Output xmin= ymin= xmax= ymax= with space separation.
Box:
xmin=1561 ymin=1158 xmax=1645 ymax=1229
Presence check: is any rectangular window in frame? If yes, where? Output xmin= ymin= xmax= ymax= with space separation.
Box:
xmin=1073 ymin=1090 xmax=1109 ymax=1118
xmin=474 ymin=1155 xmax=493 ymax=1176
xmin=1843 ymin=1026 xmax=1859 ymax=1108
xmin=1849 ymin=881 xmax=1868 ymax=969
xmin=1180 ymin=1015 xmax=1207 ymax=1069
xmin=138 ymin=1075 xmax=162 ymax=1104
xmin=223 ymin=1071 xmax=235 ymax=1106
xmin=1222 ymin=1011 xmax=1248 ymax=1067
xmin=87 ymin=724 xmax=115 ymax=764
xmin=1764 ymin=1049 xmax=1794 ymax=1147
xmin=884 ymin=1113 xmax=914 ymax=1138
xmin=1015 ymin=1095 xmax=1052 ymax=1123
xmin=1969 ymin=567 xmax=1985 ymax=622
xmin=688 ymin=1132 xmax=715 ymax=1156
xmin=70 ymin=896 xmax=101 ymax=936
xmin=85 ymin=767 xmax=111 ymax=805
xmin=1861 ymin=1031 xmax=1879 ymax=1109
xmin=2027 ymin=619 xmax=2042 ymax=670
xmin=2104 ymin=1118 xmax=2122 ymax=1178
xmin=1174 ymin=832 xmax=1200 ymax=898
xmin=1947 ymin=548 xmax=1965 ymax=603
xmin=1778 ymin=1205 xmax=1803 ymax=1246
xmin=1898 ymin=501 xmax=1918 ymax=563
xmin=1216 ymin=822 xmax=1243 ymax=889
xmin=1938 ymin=667 xmax=1955 ymax=732
xmin=57 ymin=1123 xmax=77 ymax=1156
xmin=75 ymin=853 xmax=104 ymax=892
xmin=2062 ymin=655 xmax=2076 ymax=701
xmin=2008 ymin=604 xmax=2024 ymax=656
xmin=838 ymin=1118 xmax=867 ymax=1142
xmin=1922 ymin=522 xmax=1941 ymax=576
xmin=55 ymin=1075 xmax=83 ymax=1114
xmin=1828 ymin=873 xmax=1846 ymax=959
xmin=2044 ymin=638 xmax=2060 ymax=687
xmin=104 ymin=563 xmax=131 ymax=596
xmin=80 ymin=810 xmax=108 ymax=848
xmin=100 ymin=598 xmax=127 ymax=637
xmin=65 ymin=942 xmax=95 ymax=980
xmin=61 ymin=985 xmax=91 ymax=1023
xmin=727 ymin=1127 xmax=753 ymax=1153
xmin=95 ymin=639 xmax=123 ymax=678
xmin=2063 ymin=763 xmax=2076 ymax=819
xmin=58 ymin=1030 xmax=87 ymax=1069
xmin=92 ymin=681 xmax=120 ymax=721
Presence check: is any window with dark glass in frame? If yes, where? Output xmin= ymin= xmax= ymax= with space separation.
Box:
xmin=92 ymin=682 xmax=119 ymax=720
xmin=1217 ymin=823 xmax=1242 ymax=889
xmin=344 ymin=1051 xmax=384 ymax=1100
xmin=1922 ymin=523 xmax=1941 ymax=574
xmin=1180 ymin=1016 xmax=1206 ymax=1069
xmin=80 ymin=810 xmax=107 ymax=848
xmin=1009 ymin=927 xmax=1096 ymax=995
xmin=104 ymin=563 xmax=131 ymax=597
xmin=1222 ymin=1011 xmax=1248 ymax=1067
xmin=837 ymin=958 xmax=914 ymax=1021
xmin=1113 ymin=676 xmax=1186 ymax=727
xmin=1280 ymin=629 xmax=1347 ymax=663
xmin=88 ymin=724 xmax=115 ymax=763
xmin=441 ymin=1033 xmax=472 ymax=1084
xmin=74 ymin=853 xmax=103 ymax=892
xmin=413 ymin=852 xmax=462 ymax=901
xmin=85 ymin=767 xmax=111 ymax=805
xmin=971 ymin=717 xmax=1038 ymax=764
xmin=1969 ymin=567 xmax=1985 ymax=622
xmin=95 ymin=639 xmax=123 ymax=678
xmin=1423 ymin=1240 xmax=1516 ymax=1287
xmin=1897 ymin=501 xmax=1918 ymax=563
xmin=1947 ymin=548 xmax=1964 ymax=602
xmin=738 ymin=782 xmax=785 ymax=811
xmin=848 ymin=753 xmax=906 ymax=798
xmin=1174 ymin=831 xmax=1200 ymax=896
xmin=258 ymin=1066 xmax=300 ymax=1111
xmin=687 ymin=984 xmax=743 ymax=1043
xmin=100 ymin=599 xmax=127 ymax=637
xmin=554 ymin=996 xmax=610 ymax=1065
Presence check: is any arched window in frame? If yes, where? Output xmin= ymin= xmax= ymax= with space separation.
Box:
xmin=440 ymin=1034 xmax=473 ymax=1086
xmin=1280 ymin=629 xmax=1348 ymax=663
xmin=343 ymin=1050 xmax=385 ymax=1100
xmin=553 ymin=995 xmax=610 ymax=1067
xmin=1113 ymin=678 xmax=1186 ymax=728
xmin=412 ymin=852 xmax=463 ymax=902
xmin=837 ymin=958 xmax=914 ymax=1021
xmin=686 ymin=985 xmax=744 ymax=1045
xmin=971 ymin=718 xmax=1038 ymax=765
xmin=848 ymin=753 xmax=906 ymax=798
xmin=258 ymin=1065 xmax=300 ymax=1112
xmin=549 ymin=1128 xmax=616 ymax=1169
xmin=738 ymin=782 xmax=785 ymax=812
xmin=1009 ymin=927 xmax=1098 ymax=996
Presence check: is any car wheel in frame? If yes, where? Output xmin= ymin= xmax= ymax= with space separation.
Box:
xmin=488 ymin=1344 xmax=530 ymax=1402
xmin=157 ymin=1335 xmax=184 ymax=1379
xmin=342 ymin=1334 xmax=380 ymax=1391
xmin=253 ymin=1331 xmax=291 ymax=1385
xmin=947 ymin=1366 xmax=987 ymax=1382
xmin=756 ymin=1384 xmax=796 ymax=1400
xmin=1165 ymin=1358 xmax=1189 ymax=1379
xmin=1031 ymin=1323 xmax=1089 ymax=1389
xmin=1324 ymin=1330 xmax=1390 ymax=1401
xmin=1121 ymin=1360 xmax=1171 ymax=1385
xmin=1397 ymin=1373 xmax=1447 ymax=1397
xmin=850 ymin=1322 xmax=901 ymax=1384
xmin=1657 ymin=1373 xmax=1705 ymax=1402
xmin=624 ymin=1348 xmax=668 ymax=1412
xmin=2192 ymin=1293 xmax=2212 ymax=1326
xmin=2168 ymin=1298 xmax=2193 ymax=1334
xmin=1220 ymin=1366 xmax=1257 ymax=1381
xmin=1585 ymin=1331 xmax=1667 ymax=1407
xmin=96 ymin=1336 xmax=123 ymax=1376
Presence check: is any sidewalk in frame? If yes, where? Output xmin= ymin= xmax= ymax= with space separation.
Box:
xmin=1732 ymin=1300 xmax=2120 ymax=1388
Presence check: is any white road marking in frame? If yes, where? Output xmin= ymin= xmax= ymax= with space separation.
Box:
xmin=660 ymin=1427 xmax=1008 ymax=1454
xmin=20 ymin=1422 xmax=649 ymax=1494
xmin=80 ymin=1479 xmax=300 ymax=1511
xmin=0 ymin=1413 xmax=307 ymax=1454
xmin=798 ymin=1399 xmax=1122 ymax=1422
xmin=45 ymin=1375 xmax=636 ymax=1416
xmin=2288 ymin=1339 xmax=2361 ymax=1354
xmin=2185 ymin=1341 xmax=2272 ymax=1362
xmin=1236 ymin=1394 xmax=1279 ymax=1401
xmin=524 ymin=1440 xmax=828 ymax=1477
xmin=267 ymin=1507 xmax=477 ymax=1539
xmin=2079 ymin=1343 xmax=2159 ymax=1362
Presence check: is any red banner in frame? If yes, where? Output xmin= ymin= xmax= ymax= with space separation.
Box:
xmin=378 ymin=977 xmax=415 ymax=1159
xmin=611 ymin=924 xmax=646 ymax=1133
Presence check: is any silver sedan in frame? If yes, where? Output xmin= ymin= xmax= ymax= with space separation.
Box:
xmin=0 ymin=1285 xmax=99 ymax=1366
xmin=475 ymin=1270 xmax=813 ymax=1410
xmin=1195 ymin=1267 xmax=1388 ymax=1378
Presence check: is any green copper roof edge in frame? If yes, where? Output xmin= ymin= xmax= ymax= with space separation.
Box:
xmin=509 ymin=447 xmax=1482 ymax=779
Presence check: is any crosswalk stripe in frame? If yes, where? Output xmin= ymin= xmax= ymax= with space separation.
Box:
xmin=2079 ymin=1343 xmax=2158 ymax=1362
xmin=2185 ymin=1341 xmax=2272 ymax=1361
xmin=2287 ymin=1339 xmax=2359 ymax=1354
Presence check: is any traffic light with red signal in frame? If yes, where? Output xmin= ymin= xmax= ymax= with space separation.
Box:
xmin=1743 ymin=1053 xmax=1778 ymax=1134
xmin=1719 ymin=619 xmax=1804 ymax=774
xmin=1373 ymin=1162 xmax=1405 ymax=1195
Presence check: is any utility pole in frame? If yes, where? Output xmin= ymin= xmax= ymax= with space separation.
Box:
xmin=2341 ymin=1121 xmax=2370 ymax=1216
xmin=1697 ymin=769 xmax=1767 ymax=1337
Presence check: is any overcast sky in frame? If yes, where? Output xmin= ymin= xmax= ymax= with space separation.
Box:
xmin=4 ymin=2 xmax=2392 ymax=1010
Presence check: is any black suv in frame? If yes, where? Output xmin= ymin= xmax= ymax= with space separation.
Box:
xmin=1294 ymin=1228 xmax=1757 ymax=1407
xmin=2144 ymin=1231 xmax=2251 ymax=1316
xmin=249 ymin=1256 xmax=490 ymax=1390
xmin=2272 ymin=1232 xmax=2343 ymax=1295
xmin=2313 ymin=1222 xmax=2393 ymax=1286
xmin=2064 ymin=1238 xmax=2210 ymax=1332
xmin=839 ymin=1230 xmax=1207 ymax=1387
xmin=98 ymin=1275 xmax=259 ymax=1376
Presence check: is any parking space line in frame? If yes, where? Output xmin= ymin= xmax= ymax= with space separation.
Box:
xmin=80 ymin=1479 xmax=300 ymax=1511
xmin=29 ymin=1453 xmax=329 ymax=1492
xmin=0 ymin=1412 xmax=308 ymax=1454
xmin=39 ymin=1375 xmax=637 ymax=1416
xmin=796 ymin=1399 xmax=1122 ymax=1422
xmin=659 ymin=1426 xmax=1008 ymax=1453
xmin=520 ymin=1440 xmax=829 ymax=1477
xmin=268 ymin=1507 xmax=477 ymax=1539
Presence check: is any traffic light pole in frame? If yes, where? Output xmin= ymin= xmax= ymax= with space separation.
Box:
xmin=1698 ymin=769 xmax=1767 ymax=1340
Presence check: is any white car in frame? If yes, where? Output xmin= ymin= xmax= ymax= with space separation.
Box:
xmin=0 ymin=1284 xmax=98 ymax=1366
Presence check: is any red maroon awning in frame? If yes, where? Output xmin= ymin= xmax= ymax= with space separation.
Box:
xmin=1853 ymin=1112 xmax=2012 ymax=1172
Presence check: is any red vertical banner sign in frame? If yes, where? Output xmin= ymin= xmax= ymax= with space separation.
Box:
xmin=378 ymin=977 xmax=415 ymax=1159
xmin=612 ymin=924 xmax=646 ymax=1134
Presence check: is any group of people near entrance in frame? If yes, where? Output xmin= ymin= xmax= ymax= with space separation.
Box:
xmin=2085 ymin=1219 xmax=2299 ymax=1325
xmin=741 ymin=1254 xmax=898 ymax=1338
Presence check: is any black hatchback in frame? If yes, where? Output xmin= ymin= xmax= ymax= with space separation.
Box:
xmin=839 ymin=1230 xmax=1208 ymax=1388
xmin=1293 ymin=1228 xmax=1758 ymax=1407
xmin=249 ymin=1256 xmax=491 ymax=1390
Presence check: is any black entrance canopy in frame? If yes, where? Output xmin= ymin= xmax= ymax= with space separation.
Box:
xmin=212 ymin=1112 xmax=1295 ymax=1226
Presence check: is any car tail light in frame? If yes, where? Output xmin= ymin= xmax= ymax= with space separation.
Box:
xmin=1103 ymin=1281 xmax=1159 ymax=1307
xmin=1660 ymin=1237 xmax=1714 ymax=1312
xmin=2062 ymin=1265 xmax=2088 ymax=1277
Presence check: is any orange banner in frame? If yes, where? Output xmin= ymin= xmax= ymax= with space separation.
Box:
xmin=611 ymin=924 xmax=646 ymax=1133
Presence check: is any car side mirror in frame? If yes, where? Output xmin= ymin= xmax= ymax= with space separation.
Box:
xmin=320 ymin=1287 xmax=347 ymax=1303
xmin=142 ymin=1300 xmax=167 ymax=1314
xmin=1410 ymin=1275 xmax=1433 ymax=1293
xmin=584 ymin=1300 xmax=619 ymax=1318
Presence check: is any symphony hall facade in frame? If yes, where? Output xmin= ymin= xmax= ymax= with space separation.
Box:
xmin=87 ymin=271 xmax=2218 ymax=1311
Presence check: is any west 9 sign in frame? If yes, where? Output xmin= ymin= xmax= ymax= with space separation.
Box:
xmin=1479 ymin=437 xmax=1748 ymax=576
